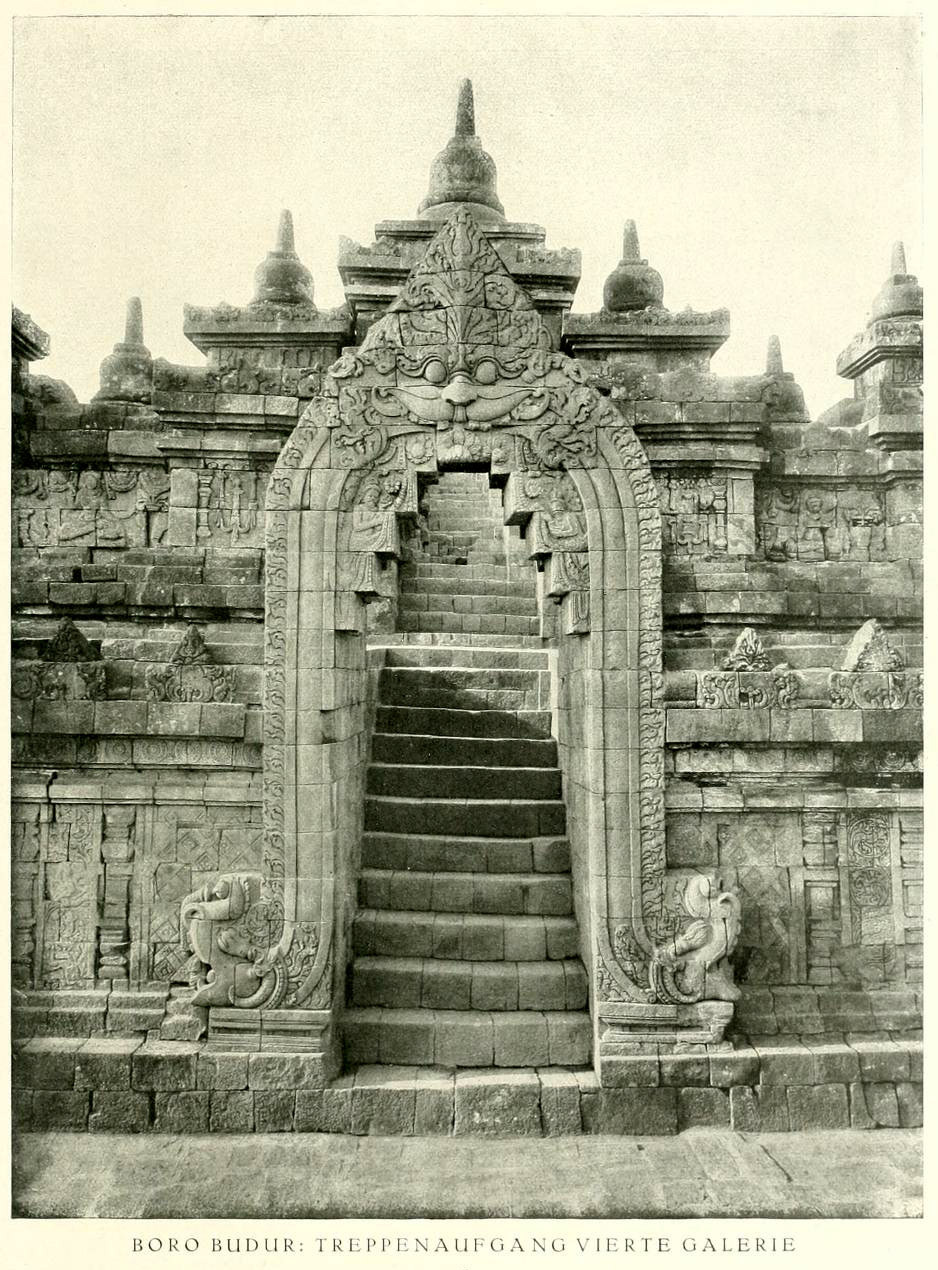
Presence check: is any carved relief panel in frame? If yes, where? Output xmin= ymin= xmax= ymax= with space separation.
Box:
xmin=196 ymin=463 xmax=270 ymax=548
xmin=659 ymin=472 xmax=728 ymax=555
xmin=757 ymin=484 xmax=890 ymax=562
xmin=13 ymin=467 xmax=169 ymax=549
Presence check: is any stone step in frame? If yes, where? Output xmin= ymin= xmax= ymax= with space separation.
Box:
xmin=378 ymin=666 xmax=548 ymax=712
xmin=362 ymin=831 xmax=571 ymax=875
xmin=379 ymin=684 xmax=543 ymax=713
xmin=398 ymin=593 xmax=539 ymax=617
xmin=383 ymin=665 xmax=544 ymax=690
xmin=371 ymin=732 xmax=557 ymax=768
xmin=414 ymin=553 xmax=509 ymax=569
xmin=400 ymin=562 xmax=510 ymax=579
xmin=372 ymin=632 xmax=546 ymax=649
xmin=364 ymin=795 xmax=566 ymax=838
xmin=374 ymin=705 xmax=553 ymax=740
xmin=397 ymin=609 xmax=542 ymax=637
xmin=358 ymin=868 xmax=573 ymax=915
xmin=406 ymin=546 xmax=505 ymax=561
xmin=287 ymin=1064 xmax=599 ymax=1135
xmin=425 ymin=515 xmax=491 ymax=530
xmin=343 ymin=1008 xmax=591 ymax=1068
xmin=400 ymin=576 xmax=535 ymax=598
xmin=426 ymin=531 xmax=478 ymax=545
xmin=350 ymin=956 xmax=587 ymax=1011
xmin=353 ymin=909 xmax=579 ymax=961
xmin=366 ymin=763 xmax=562 ymax=801
xmin=382 ymin=645 xmax=550 ymax=670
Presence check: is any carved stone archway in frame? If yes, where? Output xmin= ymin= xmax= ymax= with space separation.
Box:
xmin=251 ymin=209 xmax=730 ymax=1078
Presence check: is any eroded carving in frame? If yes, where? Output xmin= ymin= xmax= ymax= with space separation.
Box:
xmin=145 ymin=625 xmax=235 ymax=703
xmin=180 ymin=873 xmax=288 ymax=1008
xmin=650 ymin=874 xmax=741 ymax=1004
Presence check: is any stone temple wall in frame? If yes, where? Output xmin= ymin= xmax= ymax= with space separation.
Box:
xmin=10 ymin=125 xmax=923 ymax=1130
xmin=11 ymin=266 xmax=923 ymax=1024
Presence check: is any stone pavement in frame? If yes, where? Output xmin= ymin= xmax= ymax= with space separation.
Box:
xmin=13 ymin=1128 xmax=921 ymax=1219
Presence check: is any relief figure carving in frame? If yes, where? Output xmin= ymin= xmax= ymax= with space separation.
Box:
xmin=650 ymin=874 xmax=741 ymax=1004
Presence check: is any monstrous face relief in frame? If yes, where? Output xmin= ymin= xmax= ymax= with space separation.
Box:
xmin=381 ymin=346 xmax=551 ymax=430
xmin=325 ymin=207 xmax=594 ymax=465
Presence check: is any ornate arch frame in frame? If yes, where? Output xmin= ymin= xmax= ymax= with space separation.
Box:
xmin=257 ymin=390 xmax=721 ymax=1078
xmin=244 ymin=208 xmax=735 ymax=1078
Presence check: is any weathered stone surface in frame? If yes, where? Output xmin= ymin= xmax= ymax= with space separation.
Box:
xmin=132 ymin=1041 xmax=199 ymax=1091
xmin=677 ymin=1086 xmax=730 ymax=1129
xmin=89 ymin=1090 xmax=151 ymax=1132
xmin=581 ymin=1087 xmax=678 ymax=1135
xmin=253 ymin=1091 xmax=296 ymax=1132
xmin=351 ymin=1068 xmax=417 ymax=1135
xmin=454 ymin=1070 xmax=541 ymax=1136
xmin=29 ymin=1090 xmax=90 ymax=1131
xmin=14 ymin=1038 xmax=84 ymax=1089
xmin=895 ymin=1081 xmax=923 ymax=1128
xmin=729 ymin=1086 xmax=790 ymax=1132
xmin=209 ymin=1090 xmax=255 ymax=1132
xmin=75 ymin=1037 xmax=143 ymax=1090
xmin=786 ymin=1083 xmax=849 ymax=1130
xmin=153 ymin=1091 xmax=210 ymax=1133
xmin=197 ymin=1052 xmax=249 ymax=1091
xmin=247 ymin=1053 xmax=328 ymax=1090
xmin=850 ymin=1039 xmax=910 ymax=1084
xmin=538 ymin=1068 xmax=581 ymax=1135
xmin=295 ymin=1078 xmax=354 ymax=1134
xmin=413 ymin=1072 xmax=455 ymax=1135
xmin=863 ymin=1082 xmax=901 ymax=1128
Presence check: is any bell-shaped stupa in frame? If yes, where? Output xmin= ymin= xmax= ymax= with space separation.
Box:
xmin=418 ymin=79 xmax=506 ymax=225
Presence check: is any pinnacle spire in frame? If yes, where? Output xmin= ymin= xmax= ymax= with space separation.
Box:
xmin=124 ymin=296 xmax=144 ymax=346
xmin=455 ymin=79 xmax=475 ymax=137
xmin=891 ymin=241 xmax=907 ymax=275
xmin=766 ymin=334 xmax=784 ymax=375
xmin=622 ymin=220 xmax=641 ymax=263
xmin=276 ymin=209 xmax=295 ymax=254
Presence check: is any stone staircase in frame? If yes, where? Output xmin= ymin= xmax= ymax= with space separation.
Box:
xmin=344 ymin=471 xmax=592 ymax=1070
xmin=395 ymin=474 xmax=541 ymax=639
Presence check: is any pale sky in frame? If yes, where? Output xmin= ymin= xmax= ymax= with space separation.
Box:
xmin=12 ymin=14 xmax=922 ymax=417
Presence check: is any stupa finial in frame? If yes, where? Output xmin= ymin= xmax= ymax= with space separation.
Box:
xmin=603 ymin=219 xmax=664 ymax=312
xmin=276 ymin=209 xmax=296 ymax=254
xmin=418 ymin=78 xmax=505 ymax=224
xmin=455 ymin=78 xmax=475 ymax=137
xmin=125 ymin=296 xmax=144 ymax=346
xmin=622 ymin=220 xmax=641 ymax=263
xmin=766 ymin=334 xmax=784 ymax=375
xmin=252 ymin=209 xmax=315 ymax=307
xmin=870 ymin=239 xmax=921 ymax=322
xmin=94 ymin=295 xmax=152 ymax=403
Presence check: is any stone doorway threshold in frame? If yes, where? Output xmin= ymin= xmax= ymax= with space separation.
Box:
xmin=13 ymin=1128 xmax=921 ymax=1219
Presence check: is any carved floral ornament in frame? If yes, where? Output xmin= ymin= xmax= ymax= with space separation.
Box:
xmin=144 ymin=625 xmax=235 ymax=704
xmin=689 ymin=621 xmax=921 ymax=711
xmin=319 ymin=208 xmax=597 ymax=475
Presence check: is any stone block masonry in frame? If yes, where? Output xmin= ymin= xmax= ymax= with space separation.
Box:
xmin=12 ymin=1033 xmax=922 ymax=1135
xmin=10 ymin=80 xmax=922 ymax=1133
